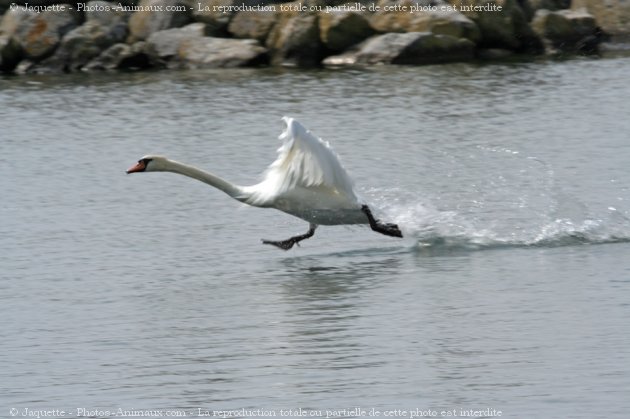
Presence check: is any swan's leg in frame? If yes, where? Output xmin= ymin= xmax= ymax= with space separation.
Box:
xmin=262 ymin=223 xmax=318 ymax=250
xmin=361 ymin=205 xmax=403 ymax=238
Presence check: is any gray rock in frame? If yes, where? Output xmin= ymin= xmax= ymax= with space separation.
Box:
xmin=193 ymin=0 xmax=234 ymax=36
xmin=12 ymin=8 xmax=81 ymax=60
xmin=0 ymin=34 xmax=22 ymax=72
xmin=370 ymin=0 xmax=429 ymax=33
xmin=85 ymin=1 xmax=129 ymax=34
xmin=128 ymin=0 xmax=192 ymax=42
xmin=0 ymin=8 xmax=33 ymax=37
xmin=520 ymin=0 xmax=571 ymax=20
xmin=144 ymin=23 xmax=206 ymax=64
xmin=532 ymin=9 xmax=601 ymax=54
xmin=40 ymin=19 xmax=129 ymax=72
xmin=14 ymin=57 xmax=35 ymax=73
xmin=408 ymin=9 xmax=481 ymax=42
xmin=323 ymin=31 xmax=475 ymax=65
xmin=476 ymin=47 xmax=514 ymax=59
xmin=572 ymin=0 xmax=630 ymax=36
xmin=448 ymin=0 xmax=543 ymax=52
xmin=228 ymin=10 xmax=278 ymax=43
xmin=84 ymin=41 xmax=150 ymax=71
xmin=176 ymin=36 xmax=268 ymax=68
xmin=319 ymin=11 xmax=375 ymax=52
xmin=266 ymin=9 xmax=324 ymax=67
xmin=195 ymin=0 xmax=284 ymax=36
xmin=368 ymin=1 xmax=480 ymax=43
xmin=29 ymin=2 xmax=130 ymax=73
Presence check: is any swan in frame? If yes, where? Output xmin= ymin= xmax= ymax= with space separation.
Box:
xmin=126 ymin=116 xmax=402 ymax=250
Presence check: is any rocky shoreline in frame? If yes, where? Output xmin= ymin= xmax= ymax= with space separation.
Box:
xmin=0 ymin=0 xmax=627 ymax=74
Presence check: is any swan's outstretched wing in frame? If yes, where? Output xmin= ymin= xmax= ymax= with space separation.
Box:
xmin=246 ymin=117 xmax=359 ymax=206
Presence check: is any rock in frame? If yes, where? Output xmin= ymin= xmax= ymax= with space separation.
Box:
xmin=14 ymin=57 xmax=35 ymax=73
xmin=35 ymin=2 xmax=130 ymax=72
xmin=532 ymin=9 xmax=602 ymax=54
xmin=369 ymin=0 xmax=480 ymax=42
xmin=228 ymin=10 xmax=278 ymax=43
xmin=519 ymin=0 xmax=571 ymax=20
xmin=0 ymin=34 xmax=22 ymax=72
xmin=193 ymin=0 xmax=235 ymax=36
xmin=266 ymin=6 xmax=324 ymax=67
xmin=128 ymin=0 xmax=191 ymax=42
xmin=319 ymin=10 xmax=375 ymax=52
xmin=323 ymin=32 xmax=475 ymax=65
xmin=408 ymin=9 xmax=480 ymax=42
xmin=144 ymin=23 xmax=206 ymax=64
xmin=476 ymin=47 xmax=514 ymax=59
xmin=84 ymin=41 xmax=150 ymax=71
xmin=176 ymin=36 xmax=268 ymax=68
xmin=370 ymin=0 xmax=438 ymax=33
xmin=12 ymin=8 xmax=81 ymax=60
xmin=84 ymin=1 xmax=129 ymax=32
xmin=40 ymin=20 xmax=130 ymax=72
xmin=321 ymin=52 xmax=359 ymax=66
xmin=572 ymin=0 xmax=630 ymax=36
xmin=0 ymin=8 xmax=33 ymax=37
xmin=448 ymin=0 xmax=543 ymax=52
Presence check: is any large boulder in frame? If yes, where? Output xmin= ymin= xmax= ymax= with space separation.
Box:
xmin=409 ymin=9 xmax=480 ymax=42
xmin=228 ymin=9 xmax=278 ymax=42
xmin=319 ymin=10 xmax=375 ymax=52
xmin=0 ymin=34 xmax=21 ymax=72
xmin=34 ymin=2 xmax=129 ymax=72
xmin=144 ymin=23 xmax=206 ymax=64
xmin=370 ymin=0 xmax=480 ymax=42
xmin=84 ymin=41 xmax=150 ymax=71
xmin=0 ymin=8 xmax=32 ymax=37
xmin=370 ymin=0 xmax=444 ymax=33
xmin=323 ymin=31 xmax=475 ymax=65
xmin=266 ymin=5 xmax=324 ymax=67
xmin=532 ymin=9 xmax=602 ymax=54
xmin=12 ymin=8 xmax=81 ymax=60
xmin=176 ymin=36 xmax=268 ymax=68
xmin=0 ymin=8 xmax=31 ymax=72
xmin=37 ymin=21 xmax=125 ymax=72
xmin=572 ymin=0 xmax=630 ymax=36
xmin=448 ymin=0 xmax=543 ymax=52
xmin=127 ymin=0 xmax=192 ymax=42
xmin=519 ymin=0 xmax=571 ymax=20
xmin=84 ymin=1 xmax=129 ymax=31
xmin=193 ymin=0 xmax=235 ymax=35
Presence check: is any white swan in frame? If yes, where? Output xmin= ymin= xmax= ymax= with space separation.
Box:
xmin=127 ymin=117 xmax=402 ymax=250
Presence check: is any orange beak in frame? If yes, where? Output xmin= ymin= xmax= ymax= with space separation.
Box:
xmin=126 ymin=160 xmax=146 ymax=174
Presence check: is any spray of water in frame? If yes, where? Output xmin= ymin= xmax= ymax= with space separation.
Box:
xmin=361 ymin=148 xmax=630 ymax=251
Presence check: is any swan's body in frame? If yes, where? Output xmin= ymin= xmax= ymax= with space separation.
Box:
xmin=127 ymin=117 xmax=402 ymax=249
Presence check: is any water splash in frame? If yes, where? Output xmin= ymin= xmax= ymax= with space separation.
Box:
xmin=385 ymin=203 xmax=630 ymax=251
xmin=361 ymin=147 xmax=630 ymax=251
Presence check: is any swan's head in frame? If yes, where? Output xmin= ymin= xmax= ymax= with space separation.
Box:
xmin=126 ymin=155 xmax=169 ymax=174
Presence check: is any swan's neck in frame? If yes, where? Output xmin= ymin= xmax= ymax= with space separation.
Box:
xmin=162 ymin=159 xmax=248 ymax=202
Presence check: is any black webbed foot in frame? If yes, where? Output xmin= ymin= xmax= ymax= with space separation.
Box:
xmin=361 ymin=205 xmax=403 ymax=238
xmin=262 ymin=223 xmax=317 ymax=251
xmin=262 ymin=238 xmax=298 ymax=250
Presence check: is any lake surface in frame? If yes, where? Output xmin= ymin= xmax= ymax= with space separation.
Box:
xmin=2 ymin=58 xmax=630 ymax=419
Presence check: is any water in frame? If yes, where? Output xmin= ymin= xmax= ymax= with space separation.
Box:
xmin=2 ymin=58 xmax=630 ymax=419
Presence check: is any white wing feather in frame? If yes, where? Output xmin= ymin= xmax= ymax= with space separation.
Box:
xmin=245 ymin=117 xmax=359 ymax=206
